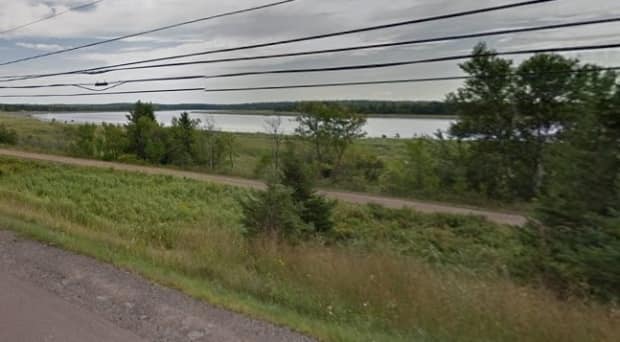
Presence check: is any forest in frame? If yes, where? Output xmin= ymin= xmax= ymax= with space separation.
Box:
xmin=0 ymin=100 xmax=449 ymax=115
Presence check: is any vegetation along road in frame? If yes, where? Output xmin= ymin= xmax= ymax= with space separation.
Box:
xmin=0 ymin=231 xmax=313 ymax=342
xmin=0 ymin=148 xmax=526 ymax=226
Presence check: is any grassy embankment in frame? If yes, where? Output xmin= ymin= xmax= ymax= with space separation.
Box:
xmin=0 ymin=112 xmax=525 ymax=211
xmin=0 ymin=156 xmax=616 ymax=341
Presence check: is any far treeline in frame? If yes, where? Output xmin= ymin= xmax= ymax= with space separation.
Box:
xmin=1 ymin=43 xmax=618 ymax=302
xmin=0 ymin=100 xmax=449 ymax=115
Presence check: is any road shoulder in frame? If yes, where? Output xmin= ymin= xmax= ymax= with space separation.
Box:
xmin=0 ymin=230 xmax=313 ymax=342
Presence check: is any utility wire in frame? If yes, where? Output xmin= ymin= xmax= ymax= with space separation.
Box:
xmin=2 ymin=41 xmax=618 ymax=91
xmin=203 ymin=66 xmax=620 ymax=92
xmin=0 ymin=0 xmax=555 ymax=77
xmin=192 ymin=42 xmax=620 ymax=80
xmin=0 ymin=0 xmax=296 ymax=67
xmin=0 ymin=0 xmax=105 ymax=35
xmin=0 ymin=88 xmax=205 ymax=98
xmin=60 ymin=17 xmax=620 ymax=76
xmin=1 ymin=65 xmax=617 ymax=98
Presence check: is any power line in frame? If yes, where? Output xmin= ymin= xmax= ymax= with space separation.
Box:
xmin=51 ymin=17 xmax=620 ymax=77
xmin=0 ymin=0 xmax=105 ymax=35
xmin=1 ymin=66 xmax=617 ymax=98
xmin=0 ymin=0 xmax=555 ymax=77
xmin=191 ymin=42 xmax=620 ymax=81
xmin=2 ymin=42 xmax=620 ymax=91
xmin=0 ymin=0 xmax=297 ymax=67
xmin=203 ymin=66 xmax=620 ymax=92
xmin=0 ymin=88 xmax=205 ymax=98
xmin=0 ymin=76 xmax=205 ymax=90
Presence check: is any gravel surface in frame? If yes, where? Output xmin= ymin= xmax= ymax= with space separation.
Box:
xmin=0 ymin=231 xmax=315 ymax=342
xmin=0 ymin=148 xmax=527 ymax=226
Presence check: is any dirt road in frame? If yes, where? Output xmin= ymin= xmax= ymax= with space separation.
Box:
xmin=0 ymin=231 xmax=314 ymax=342
xmin=0 ymin=148 xmax=527 ymax=226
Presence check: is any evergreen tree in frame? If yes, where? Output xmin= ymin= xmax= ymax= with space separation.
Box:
xmin=528 ymin=68 xmax=620 ymax=300
xmin=170 ymin=112 xmax=200 ymax=165
xmin=281 ymin=149 xmax=335 ymax=233
xmin=447 ymin=43 xmax=525 ymax=200
xmin=126 ymin=101 xmax=156 ymax=159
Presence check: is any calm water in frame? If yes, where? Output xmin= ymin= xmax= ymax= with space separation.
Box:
xmin=34 ymin=111 xmax=455 ymax=138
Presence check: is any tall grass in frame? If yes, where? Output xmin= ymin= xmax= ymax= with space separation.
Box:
xmin=0 ymin=157 xmax=617 ymax=341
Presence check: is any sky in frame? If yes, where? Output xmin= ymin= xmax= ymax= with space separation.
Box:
xmin=1 ymin=0 xmax=620 ymax=104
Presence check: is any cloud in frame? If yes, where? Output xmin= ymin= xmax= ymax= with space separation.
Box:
xmin=15 ymin=42 xmax=65 ymax=51
xmin=0 ymin=0 xmax=619 ymax=105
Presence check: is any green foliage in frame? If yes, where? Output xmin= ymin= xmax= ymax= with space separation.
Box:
xmin=296 ymin=102 xmax=367 ymax=175
xmin=380 ymin=137 xmax=470 ymax=200
xmin=126 ymin=101 xmax=156 ymax=159
xmin=66 ymin=123 xmax=97 ymax=157
xmin=169 ymin=112 xmax=200 ymax=165
xmin=447 ymin=44 xmax=617 ymax=202
xmin=193 ymin=131 xmax=237 ymax=170
xmin=445 ymin=44 xmax=619 ymax=300
xmin=333 ymin=203 xmax=523 ymax=272
xmin=281 ymin=149 xmax=335 ymax=233
xmin=1 ymin=158 xmax=618 ymax=342
xmin=526 ymin=72 xmax=620 ymax=300
xmin=0 ymin=124 xmax=18 ymax=145
xmin=141 ymin=118 xmax=169 ymax=164
xmin=85 ymin=103 xmax=240 ymax=169
xmin=448 ymin=43 xmax=533 ymax=200
xmin=97 ymin=123 xmax=128 ymax=161
xmin=333 ymin=146 xmax=385 ymax=187
xmin=240 ymin=182 xmax=307 ymax=237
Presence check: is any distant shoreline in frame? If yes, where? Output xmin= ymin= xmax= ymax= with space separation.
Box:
xmin=24 ymin=109 xmax=456 ymax=120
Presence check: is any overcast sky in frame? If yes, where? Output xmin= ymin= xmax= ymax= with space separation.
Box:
xmin=1 ymin=0 xmax=620 ymax=104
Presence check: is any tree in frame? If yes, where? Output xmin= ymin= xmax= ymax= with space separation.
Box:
xmin=139 ymin=117 xmax=168 ymax=164
xmin=98 ymin=123 xmax=127 ymax=161
xmin=240 ymin=182 xmax=307 ymax=237
xmin=170 ymin=112 xmax=200 ymax=165
xmin=265 ymin=116 xmax=285 ymax=172
xmin=191 ymin=118 xmax=237 ymax=170
xmin=527 ymin=68 xmax=620 ymax=300
xmin=281 ymin=149 xmax=335 ymax=233
xmin=171 ymin=112 xmax=200 ymax=153
xmin=219 ymin=132 xmax=237 ymax=170
xmin=296 ymin=102 xmax=366 ymax=176
xmin=126 ymin=101 xmax=156 ymax=159
xmin=448 ymin=43 xmax=526 ymax=200
xmin=68 ymin=124 xmax=97 ymax=157
xmin=514 ymin=54 xmax=580 ymax=194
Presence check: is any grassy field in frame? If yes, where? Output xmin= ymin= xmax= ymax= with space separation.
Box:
xmin=0 ymin=156 xmax=617 ymax=341
xmin=1 ymin=112 xmax=527 ymax=211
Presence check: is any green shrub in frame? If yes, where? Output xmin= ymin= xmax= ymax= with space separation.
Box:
xmin=66 ymin=124 xmax=97 ymax=157
xmin=0 ymin=124 xmax=18 ymax=145
xmin=281 ymin=149 xmax=335 ymax=233
xmin=240 ymin=183 xmax=307 ymax=237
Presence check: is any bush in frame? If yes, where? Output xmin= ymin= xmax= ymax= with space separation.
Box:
xmin=240 ymin=183 xmax=307 ymax=237
xmin=516 ymin=219 xmax=620 ymax=301
xmin=0 ymin=124 xmax=18 ymax=145
xmin=98 ymin=123 xmax=128 ymax=161
xmin=281 ymin=149 xmax=335 ymax=233
xmin=66 ymin=124 xmax=97 ymax=157
xmin=332 ymin=147 xmax=385 ymax=189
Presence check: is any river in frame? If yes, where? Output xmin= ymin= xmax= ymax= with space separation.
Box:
xmin=33 ymin=111 xmax=455 ymax=138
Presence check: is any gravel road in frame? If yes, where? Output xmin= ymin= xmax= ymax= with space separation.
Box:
xmin=0 ymin=230 xmax=314 ymax=342
xmin=0 ymin=148 xmax=527 ymax=225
